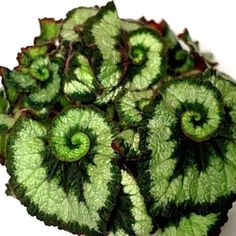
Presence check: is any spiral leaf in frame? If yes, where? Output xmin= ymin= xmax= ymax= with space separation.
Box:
xmin=1 ymin=58 xmax=61 ymax=109
xmin=118 ymin=89 xmax=153 ymax=125
xmin=168 ymin=79 xmax=223 ymax=142
xmin=30 ymin=56 xmax=50 ymax=81
xmin=50 ymin=107 xmax=116 ymax=162
xmin=125 ymin=28 xmax=165 ymax=91
xmin=6 ymin=109 xmax=121 ymax=235
xmin=28 ymin=62 xmax=61 ymax=107
xmin=170 ymin=49 xmax=195 ymax=74
xmin=138 ymin=76 xmax=236 ymax=215
xmin=50 ymin=108 xmax=107 ymax=162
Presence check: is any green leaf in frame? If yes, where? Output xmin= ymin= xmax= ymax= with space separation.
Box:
xmin=6 ymin=108 xmax=121 ymax=235
xmin=60 ymin=6 xmax=141 ymax=42
xmin=83 ymin=1 xmax=122 ymax=90
xmin=60 ymin=7 xmax=98 ymax=42
xmin=125 ymin=28 xmax=166 ymax=91
xmin=141 ymin=19 xmax=195 ymax=75
xmin=138 ymin=77 xmax=236 ymax=215
xmin=117 ymin=89 xmax=153 ymax=126
xmin=29 ymin=56 xmax=51 ymax=82
xmin=152 ymin=213 xmax=219 ymax=236
xmin=64 ymin=53 xmax=97 ymax=102
xmin=109 ymin=170 xmax=153 ymax=236
xmin=35 ymin=18 xmax=62 ymax=45
xmin=1 ymin=60 xmax=60 ymax=109
xmin=0 ymin=92 xmax=14 ymax=163
xmin=28 ymin=62 xmax=61 ymax=107
xmin=0 ymin=114 xmax=15 ymax=131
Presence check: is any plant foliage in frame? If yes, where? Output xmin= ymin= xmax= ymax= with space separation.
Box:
xmin=0 ymin=2 xmax=235 ymax=236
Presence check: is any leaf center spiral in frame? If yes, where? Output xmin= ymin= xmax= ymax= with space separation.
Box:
xmin=180 ymin=104 xmax=223 ymax=142
xmin=70 ymin=132 xmax=90 ymax=158
xmin=129 ymin=46 xmax=147 ymax=65
xmin=30 ymin=56 xmax=50 ymax=81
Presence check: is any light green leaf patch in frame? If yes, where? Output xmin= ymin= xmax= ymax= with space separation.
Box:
xmin=0 ymin=114 xmax=15 ymax=131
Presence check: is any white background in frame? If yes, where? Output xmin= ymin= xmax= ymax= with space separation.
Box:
xmin=0 ymin=0 xmax=235 ymax=235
